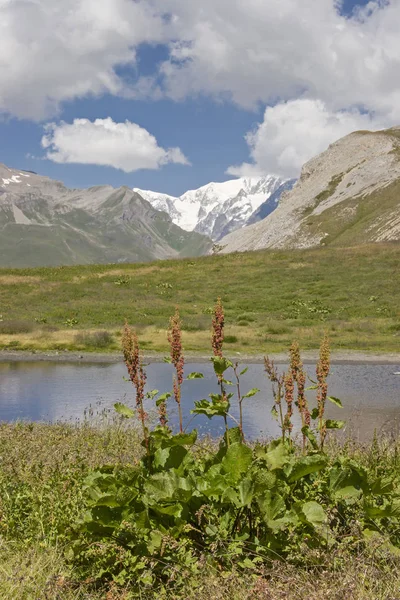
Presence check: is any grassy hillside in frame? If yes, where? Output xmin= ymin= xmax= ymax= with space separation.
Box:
xmin=0 ymin=243 xmax=399 ymax=354
xmin=304 ymin=178 xmax=400 ymax=247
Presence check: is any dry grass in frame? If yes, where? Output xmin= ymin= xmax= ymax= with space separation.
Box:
xmin=0 ymin=544 xmax=399 ymax=599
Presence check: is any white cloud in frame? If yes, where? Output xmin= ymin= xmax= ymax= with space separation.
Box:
xmin=41 ymin=118 xmax=190 ymax=172
xmin=2 ymin=0 xmax=400 ymax=176
xmin=0 ymin=0 xmax=166 ymax=119
xmin=227 ymin=99 xmax=387 ymax=178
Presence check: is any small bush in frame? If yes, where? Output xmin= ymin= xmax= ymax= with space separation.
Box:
xmin=0 ymin=320 xmax=34 ymax=334
xmin=74 ymin=330 xmax=114 ymax=349
xmin=224 ymin=335 xmax=238 ymax=343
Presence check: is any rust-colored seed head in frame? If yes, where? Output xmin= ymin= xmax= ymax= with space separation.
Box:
xmin=212 ymin=298 xmax=225 ymax=357
xmin=264 ymin=356 xmax=278 ymax=382
xmin=284 ymin=372 xmax=294 ymax=432
xmin=317 ymin=335 xmax=331 ymax=383
xmin=158 ymin=400 xmax=168 ymax=427
xmin=168 ymin=309 xmax=185 ymax=387
xmin=122 ymin=323 xmax=146 ymax=408
xmin=289 ymin=341 xmax=302 ymax=381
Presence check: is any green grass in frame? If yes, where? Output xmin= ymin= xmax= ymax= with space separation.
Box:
xmin=0 ymin=243 xmax=399 ymax=354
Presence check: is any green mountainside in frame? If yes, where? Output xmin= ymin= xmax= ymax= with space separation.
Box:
xmin=0 ymin=165 xmax=211 ymax=267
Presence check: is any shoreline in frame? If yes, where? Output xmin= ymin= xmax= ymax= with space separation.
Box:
xmin=1 ymin=349 xmax=399 ymax=365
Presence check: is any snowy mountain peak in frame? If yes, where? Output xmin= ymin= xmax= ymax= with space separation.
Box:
xmin=134 ymin=175 xmax=292 ymax=240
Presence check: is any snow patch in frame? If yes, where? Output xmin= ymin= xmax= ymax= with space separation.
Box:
xmin=2 ymin=175 xmax=22 ymax=185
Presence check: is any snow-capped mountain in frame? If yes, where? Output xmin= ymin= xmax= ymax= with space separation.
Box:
xmin=134 ymin=176 xmax=291 ymax=240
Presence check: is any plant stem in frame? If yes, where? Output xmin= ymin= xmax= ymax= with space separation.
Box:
xmin=234 ymin=363 xmax=244 ymax=442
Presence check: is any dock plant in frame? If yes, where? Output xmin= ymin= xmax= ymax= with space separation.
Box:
xmin=49 ymin=300 xmax=398 ymax=595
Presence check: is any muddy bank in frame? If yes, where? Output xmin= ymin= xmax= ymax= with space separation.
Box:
xmin=1 ymin=349 xmax=399 ymax=365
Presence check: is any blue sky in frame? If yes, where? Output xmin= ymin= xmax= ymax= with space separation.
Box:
xmin=1 ymin=0 xmax=395 ymax=197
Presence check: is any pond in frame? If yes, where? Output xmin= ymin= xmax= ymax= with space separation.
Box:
xmin=0 ymin=361 xmax=399 ymax=441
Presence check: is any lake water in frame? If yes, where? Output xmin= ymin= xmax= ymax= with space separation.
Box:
xmin=0 ymin=361 xmax=399 ymax=441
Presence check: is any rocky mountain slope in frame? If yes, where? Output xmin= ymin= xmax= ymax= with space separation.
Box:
xmin=135 ymin=176 xmax=291 ymax=240
xmin=219 ymin=128 xmax=400 ymax=253
xmin=0 ymin=165 xmax=211 ymax=267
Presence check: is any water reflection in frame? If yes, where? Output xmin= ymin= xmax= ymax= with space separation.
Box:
xmin=0 ymin=361 xmax=399 ymax=441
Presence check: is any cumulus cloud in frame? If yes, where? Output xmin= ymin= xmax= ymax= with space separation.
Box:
xmin=227 ymin=99 xmax=387 ymax=178
xmin=41 ymin=118 xmax=190 ymax=172
xmin=0 ymin=0 xmax=166 ymax=119
xmin=3 ymin=0 xmax=400 ymax=175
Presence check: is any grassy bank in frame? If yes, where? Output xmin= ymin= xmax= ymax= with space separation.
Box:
xmin=0 ymin=243 xmax=399 ymax=354
xmin=1 ymin=421 xmax=400 ymax=599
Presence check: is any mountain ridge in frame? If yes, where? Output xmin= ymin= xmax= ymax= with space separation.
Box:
xmin=0 ymin=164 xmax=211 ymax=267
xmin=219 ymin=127 xmax=400 ymax=253
xmin=135 ymin=175 xmax=291 ymax=240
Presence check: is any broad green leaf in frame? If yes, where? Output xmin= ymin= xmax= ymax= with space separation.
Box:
xmin=365 ymin=500 xmax=400 ymax=519
xmin=211 ymin=356 xmax=233 ymax=376
xmin=94 ymin=494 xmax=120 ymax=508
xmin=288 ymin=454 xmax=328 ymax=482
xmin=144 ymin=471 xmax=193 ymax=506
xmin=168 ymin=431 xmax=198 ymax=446
xmin=114 ymin=402 xmax=135 ymax=418
xmin=329 ymin=462 xmax=369 ymax=496
xmin=146 ymin=389 xmax=159 ymax=400
xmin=265 ymin=442 xmax=290 ymax=470
xmin=192 ymin=397 xmax=229 ymax=419
xmin=302 ymin=501 xmax=327 ymax=526
xmin=301 ymin=426 xmax=318 ymax=450
xmin=238 ymin=477 xmax=254 ymax=507
xmin=147 ymin=530 xmax=163 ymax=554
xmin=325 ymin=419 xmax=345 ymax=430
xmin=328 ymin=396 xmax=343 ymax=408
xmin=156 ymin=392 xmax=171 ymax=407
xmin=243 ymin=388 xmax=260 ymax=399
xmin=334 ymin=485 xmax=362 ymax=501
xmin=154 ymin=503 xmax=183 ymax=518
xmin=240 ymin=367 xmax=249 ymax=375
xmin=311 ymin=408 xmax=319 ymax=420
xmin=221 ymin=443 xmax=253 ymax=482
xmin=187 ymin=372 xmax=204 ymax=380
xmin=154 ymin=447 xmax=170 ymax=468
xmin=224 ymin=427 xmax=242 ymax=445
xmin=371 ymin=476 xmax=394 ymax=495
xmin=257 ymin=491 xmax=286 ymax=527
